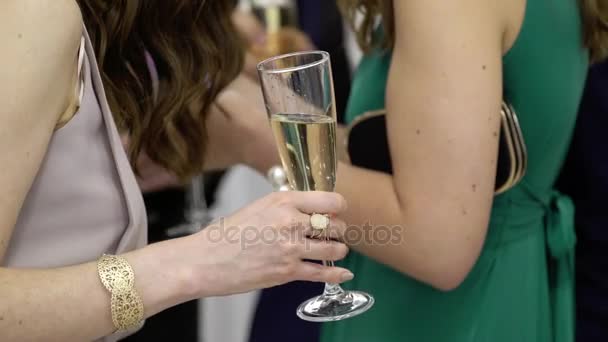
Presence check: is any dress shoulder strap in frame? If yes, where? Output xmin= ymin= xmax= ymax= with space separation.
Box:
xmin=55 ymin=35 xmax=86 ymax=130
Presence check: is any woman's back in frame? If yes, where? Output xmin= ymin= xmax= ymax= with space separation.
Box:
xmin=322 ymin=0 xmax=587 ymax=341
xmin=503 ymin=0 xmax=588 ymax=193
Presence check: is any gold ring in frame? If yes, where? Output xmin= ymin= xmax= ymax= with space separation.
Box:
xmin=310 ymin=213 xmax=330 ymax=230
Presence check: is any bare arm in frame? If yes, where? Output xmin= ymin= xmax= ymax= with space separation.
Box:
xmin=1 ymin=197 xmax=352 ymax=342
xmin=220 ymin=0 xmax=523 ymax=290
xmin=0 ymin=2 xmax=182 ymax=339
xmin=0 ymin=2 xmax=351 ymax=341
xmin=131 ymin=74 xmax=274 ymax=193
xmin=334 ymin=0 xmax=513 ymax=290
xmin=0 ymin=242 xmax=194 ymax=341
xmin=204 ymin=74 xmax=277 ymax=173
xmin=0 ymin=0 xmax=82 ymax=260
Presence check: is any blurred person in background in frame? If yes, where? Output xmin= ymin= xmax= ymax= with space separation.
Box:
xmin=558 ymin=58 xmax=608 ymax=342
xmin=0 ymin=1 xmax=354 ymax=341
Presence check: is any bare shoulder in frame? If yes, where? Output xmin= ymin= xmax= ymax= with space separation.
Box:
xmin=0 ymin=0 xmax=82 ymax=56
xmin=393 ymin=0 xmax=505 ymax=43
xmin=0 ymin=0 xmax=82 ymax=26
xmin=0 ymin=0 xmax=83 ymax=120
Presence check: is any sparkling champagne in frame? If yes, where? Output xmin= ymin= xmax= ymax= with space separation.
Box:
xmin=270 ymin=113 xmax=337 ymax=192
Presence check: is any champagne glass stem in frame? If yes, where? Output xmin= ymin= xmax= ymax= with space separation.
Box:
xmin=166 ymin=175 xmax=211 ymax=238
xmin=186 ymin=174 xmax=209 ymax=224
xmin=322 ymin=242 xmax=344 ymax=296
xmin=269 ymin=167 xmax=344 ymax=295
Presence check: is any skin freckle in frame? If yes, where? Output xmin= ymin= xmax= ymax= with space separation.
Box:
xmin=472 ymin=184 xmax=477 ymax=192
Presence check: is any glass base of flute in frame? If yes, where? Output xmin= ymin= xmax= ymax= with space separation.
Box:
xmin=297 ymin=258 xmax=374 ymax=322
xmin=259 ymin=51 xmax=374 ymax=322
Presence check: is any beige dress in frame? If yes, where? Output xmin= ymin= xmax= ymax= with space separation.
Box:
xmin=2 ymin=27 xmax=147 ymax=341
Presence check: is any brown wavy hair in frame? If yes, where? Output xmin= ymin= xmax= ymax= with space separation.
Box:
xmin=76 ymin=0 xmax=243 ymax=180
xmin=339 ymin=0 xmax=608 ymax=62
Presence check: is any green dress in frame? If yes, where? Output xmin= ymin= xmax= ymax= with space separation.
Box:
xmin=322 ymin=0 xmax=588 ymax=341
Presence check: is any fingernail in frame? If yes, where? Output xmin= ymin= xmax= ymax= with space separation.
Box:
xmin=341 ymin=271 xmax=354 ymax=282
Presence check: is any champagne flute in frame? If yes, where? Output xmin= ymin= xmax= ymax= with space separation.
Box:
xmin=257 ymin=51 xmax=374 ymax=322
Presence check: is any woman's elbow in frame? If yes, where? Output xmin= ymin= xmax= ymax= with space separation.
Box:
xmin=404 ymin=253 xmax=479 ymax=292
xmin=381 ymin=214 xmax=488 ymax=291
xmin=420 ymin=221 xmax=488 ymax=291
xmin=430 ymin=269 xmax=470 ymax=292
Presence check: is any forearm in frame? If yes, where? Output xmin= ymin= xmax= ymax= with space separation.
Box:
xmin=203 ymin=104 xmax=250 ymax=172
xmin=203 ymin=104 xmax=268 ymax=173
xmin=205 ymin=74 xmax=278 ymax=173
xmin=336 ymin=163 xmax=485 ymax=290
xmin=0 ymin=240 xmax=193 ymax=341
xmin=335 ymin=163 xmax=412 ymax=270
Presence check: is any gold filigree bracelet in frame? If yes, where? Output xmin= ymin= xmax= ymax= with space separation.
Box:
xmin=97 ymin=254 xmax=144 ymax=331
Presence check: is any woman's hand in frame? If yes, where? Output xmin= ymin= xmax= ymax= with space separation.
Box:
xmin=181 ymin=191 xmax=352 ymax=298
xmin=0 ymin=189 xmax=350 ymax=341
